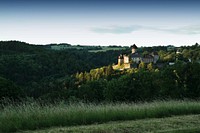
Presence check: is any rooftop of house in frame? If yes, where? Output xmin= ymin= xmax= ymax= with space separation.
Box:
xmin=131 ymin=44 xmax=138 ymax=49
xmin=130 ymin=53 xmax=142 ymax=58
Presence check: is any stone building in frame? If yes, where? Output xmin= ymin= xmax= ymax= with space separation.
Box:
xmin=116 ymin=44 xmax=159 ymax=69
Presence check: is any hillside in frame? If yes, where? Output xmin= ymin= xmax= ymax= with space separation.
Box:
xmin=0 ymin=41 xmax=200 ymax=102
xmin=0 ymin=41 xmax=126 ymax=100
xmin=0 ymin=41 xmax=200 ymax=133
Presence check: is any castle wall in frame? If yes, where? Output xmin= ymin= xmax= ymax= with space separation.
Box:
xmin=124 ymin=55 xmax=129 ymax=63
xmin=142 ymin=58 xmax=154 ymax=63
xmin=124 ymin=63 xmax=131 ymax=69
xmin=153 ymin=55 xmax=159 ymax=63
xmin=118 ymin=58 xmax=124 ymax=66
xmin=132 ymin=49 xmax=136 ymax=54
xmin=132 ymin=57 xmax=141 ymax=64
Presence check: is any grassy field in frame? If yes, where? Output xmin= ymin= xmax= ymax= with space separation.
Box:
xmin=1 ymin=100 xmax=200 ymax=132
xmin=51 ymin=45 xmax=127 ymax=52
xmin=88 ymin=46 xmax=127 ymax=52
xmin=21 ymin=114 xmax=200 ymax=133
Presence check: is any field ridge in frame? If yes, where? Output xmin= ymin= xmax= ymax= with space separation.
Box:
xmin=21 ymin=114 xmax=200 ymax=133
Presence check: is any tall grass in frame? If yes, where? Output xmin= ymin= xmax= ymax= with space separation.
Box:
xmin=1 ymin=100 xmax=200 ymax=132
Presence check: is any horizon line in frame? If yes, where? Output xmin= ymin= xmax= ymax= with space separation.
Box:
xmin=0 ymin=40 xmax=199 ymax=47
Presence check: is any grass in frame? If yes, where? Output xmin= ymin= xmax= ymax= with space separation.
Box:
xmin=1 ymin=100 xmax=200 ymax=132
xmin=88 ymin=46 xmax=126 ymax=52
xmin=51 ymin=45 xmax=127 ymax=52
xmin=21 ymin=114 xmax=200 ymax=133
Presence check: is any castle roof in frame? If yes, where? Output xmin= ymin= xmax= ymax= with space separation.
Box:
xmin=118 ymin=54 xmax=123 ymax=59
xmin=131 ymin=53 xmax=141 ymax=58
xmin=131 ymin=44 xmax=138 ymax=49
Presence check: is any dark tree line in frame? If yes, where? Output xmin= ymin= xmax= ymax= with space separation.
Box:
xmin=0 ymin=41 xmax=200 ymax=102
xmin=0 ymin=41 xmax=125 ymax=100
xmin=25 ymin=61 xmax=200 ymax=102
xmin=75 ymin=62 xmax=200 ymax=102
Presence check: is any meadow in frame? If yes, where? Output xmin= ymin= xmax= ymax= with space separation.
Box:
xmin=23 ymin=114 xmax=200 ymax=133
xmin=1 ymin=100 xmax=200 ymax=132
xmin=88 ymin=46 xmax=126 ymax=52
xmin=50 ymin=44 xmax=127 ymax=52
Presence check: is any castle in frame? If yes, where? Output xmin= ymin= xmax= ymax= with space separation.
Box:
xmin=117 ymin=44 xmax=159 ymax=69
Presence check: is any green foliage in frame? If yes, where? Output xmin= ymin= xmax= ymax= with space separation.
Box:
xmin=103 ymin=62 xmax=200 ymax=101
xmin=0 ymin=41 xmax=124 ymax=100
xmin=77 ymin=80 xmax=106 ymax=102
xmin=0 ymin=41 xmax=200 ymax=102
xmin=29 ymin=115 xmax=200 ymax=133
xmin=75 ymin=65 xmax=114 ymax=83
xmin=147 ymin=63 xmax=153 ymax=71
xmin=0 ymin=41 xmax=43 ymax=53
xmin=1 ymin=101 xmax=200 ymax=132
xmin=71 ymin=61 xmax=200 ymax=102
xmin=138 ymin=62 xmax=146 ymax=69
xmin=142 ymin=50 xmax=149 ymax=55
xmin=105 ymin=74 xmax=142 ymax=101
xmin=0 ymin=77 xmax=24 ymax=100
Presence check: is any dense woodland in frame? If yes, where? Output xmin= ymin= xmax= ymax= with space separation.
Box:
xmin=0 ymin=41 xmax=200 ymax=103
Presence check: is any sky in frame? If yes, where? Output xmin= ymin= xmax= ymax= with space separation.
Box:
xmin=0 ymin=0 xmax=200 ymax=47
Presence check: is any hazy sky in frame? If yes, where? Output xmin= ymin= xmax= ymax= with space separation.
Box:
xmin=0 ymin=0 xmax=200 ymax=46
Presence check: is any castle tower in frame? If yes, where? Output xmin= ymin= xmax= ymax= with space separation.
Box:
xmin=123 ymin=55 xmax=129 ymax=64
xmin=118 ymin=54 xmax=124 ymax=66
xmin=151 ymin=52 xmax=159 ymax=64
xmin=131 ymin=44 xmax=138 ymax=54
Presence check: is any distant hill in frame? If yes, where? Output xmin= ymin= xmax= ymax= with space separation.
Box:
xmin=0 ymin=41 xmax=199 ymax=101
xmin=0 ymin=41 xmax=44 ymax=53
xmin=0 ymin=41 xmax=126 ymax=98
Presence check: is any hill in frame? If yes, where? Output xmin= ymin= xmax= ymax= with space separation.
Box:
xmin=0 ymin=41 xmax=199 ymax=102
xmin=0 ymin=41 xmax=126 ymax=100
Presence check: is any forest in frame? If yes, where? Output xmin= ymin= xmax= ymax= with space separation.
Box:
xmin=0 ymin=41 xmax=200 ymax=103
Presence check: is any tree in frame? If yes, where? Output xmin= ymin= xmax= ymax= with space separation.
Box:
xmin=105 ymin=65 xmax=114 ymax=76
xmin=78 ymin=72 xmax=85 ymax=83
xmin=138 ymin=62 xmax=146 ymax=69
xmin=77 ymin=80 xmax=106 ymax=102
xmin=142 ymin=51 xmax=149 ymax=56
xmin=147 ymin=63 xmax=153 ymax=71
xmin=0 ymin=77 xmax=24 ymax=100
xmin=183 ymin=62 xmax=200 ymax=98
